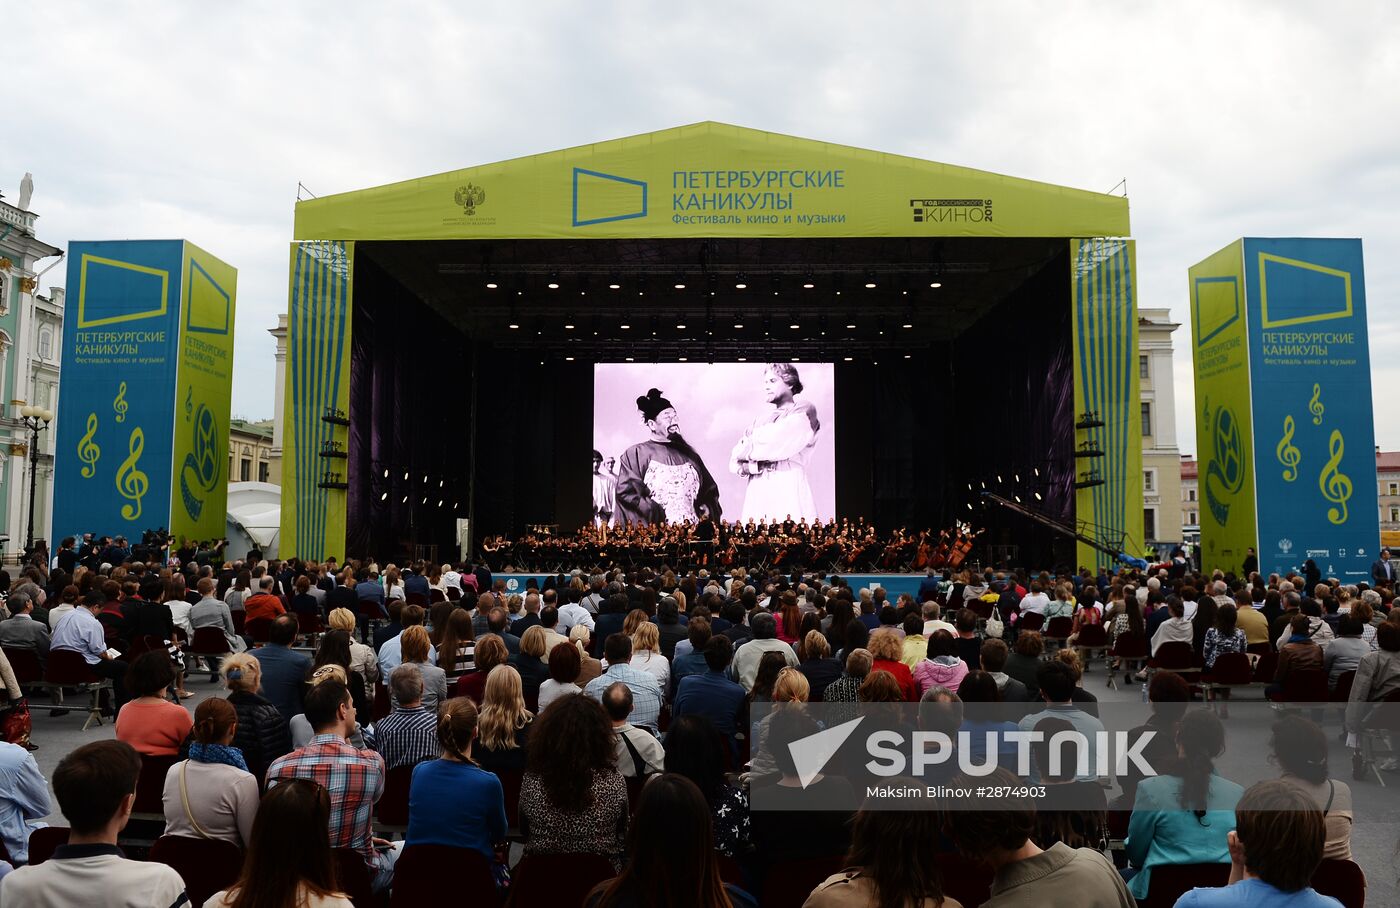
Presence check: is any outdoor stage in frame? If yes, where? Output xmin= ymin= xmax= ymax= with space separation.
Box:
xmin=281 ymin=122 xmax=1143 ymax=571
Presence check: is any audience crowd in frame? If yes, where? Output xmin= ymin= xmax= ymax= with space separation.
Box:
xmin=0 ymin=543 xmax=1391 ymax=906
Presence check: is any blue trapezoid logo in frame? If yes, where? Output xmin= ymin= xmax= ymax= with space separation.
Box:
xmin=572 ymin=168 xmax=648 ymax=227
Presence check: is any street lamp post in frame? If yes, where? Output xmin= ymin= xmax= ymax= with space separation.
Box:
xmin=18 ymin=404 xmax=54 ymax=557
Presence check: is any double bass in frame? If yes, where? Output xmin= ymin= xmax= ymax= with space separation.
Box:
xmin=947 ymin=527 xmax=984 ymax=570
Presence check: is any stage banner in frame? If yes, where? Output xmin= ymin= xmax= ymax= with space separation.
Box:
xmin=1188 ymin=240 xmax=1258 ymax=576
xmin=294 ymin=122 xmax=1129 ymax=243
xmin=1189 ymin=238 xmax=1377 ymax=580
xmin=1244 ymin=239 xmax=1376 ymax=582
xmin=1071 ymin=238 xmax=1144 ymax=571
xmin=52 ymin=241 xmax=237 ymax=546
xmin=280 ymin=241 xmax=354 ymax=561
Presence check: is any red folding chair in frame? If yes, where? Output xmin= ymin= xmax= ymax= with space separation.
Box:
xmin=245 ymin=617 xmax=274 ymax=644
xmin=1149 ymin=641 xmax=1201 ymax=681
xmin=1074 ymin=622 xmax=1110 ymax=669
xmin=3 ymin=647 xmax=48 ymax=688
xmin=43 ymin=649 xmax=112 ymax=730
xmin=1330 ymin=670 xmax=1357 ymax=703
xmin=1201 ymin=652 xmax=1258 ymax=701
xmin=26 ymin=826 xmax=70 ymax=864
xmin=1107 ymin=631 xmax=1148 ymax=689
xmin=1018 ymin=612 xmax=1045 ymax=632
xmin=1044 ymin=616 xmax=1073 ymax=650
xmin=1142 ymin=862 xmax=1231 ymax=908
xmin=133 ymin=753 xmax=181 ymax=818
xmin=937 ymin=849 xmax=993 ymax=908
xmin=374 ymin=764 xmax=414 ymax=830
xmin=149 ymin=835 xmax=245 ymax=908
xmin=1267 ymin=668 xmax=1329 ymax=705
xmin=296 ymin=611 xmax=323 ymax=645
xmin=231 ymin=610 xmax=246 ymax=635
xmin=390 ymin=844 xmax=496 ymax=907
xmin=511 ymin=852 xmax=616 ymax=908
xmin=190 ymin=627 xmax=233 ymax=675
xmin=1310 ymin=858 xmax=1367 ymax=908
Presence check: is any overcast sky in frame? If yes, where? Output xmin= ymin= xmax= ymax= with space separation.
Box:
xmin=9 ymin=1 xmax=1398 ymax=457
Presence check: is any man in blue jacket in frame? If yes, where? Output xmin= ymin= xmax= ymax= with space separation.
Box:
xmin=672 ymin=636 xmax=746 ymax=755
xmin=255 ymin=615 xmax=312 ymax=722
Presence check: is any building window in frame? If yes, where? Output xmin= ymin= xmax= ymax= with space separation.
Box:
xmin=240 ymin=459 xmax=251 ymax=482
xmin=1389 ymin=482 xmax=1398 ymax=496
xmin=1188 ymin=488 xmax=1196 ymax=502
xmin=1143 ymin=469 xmax=1156 ymax=492
xmin=258 ymin=461 xmax=269 ymax=483
xmin=1188 ymin=510 xmax=1197 ymax=525
xmin=37 ymin=329 xmax=52 ymax=361
xmin=1144 ymin=508 xmax=1157 ymax=541
xmin=1139 ymin=355 xmax=1150 ymax=380
xmin=1141 ymin=402 xmax=1152 ymax=437
xmin=1391 ymin=507 xmax=1399 ymax=523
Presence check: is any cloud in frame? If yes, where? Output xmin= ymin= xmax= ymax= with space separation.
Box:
xmin=11 ymin=0 xmax=1399 ymax=456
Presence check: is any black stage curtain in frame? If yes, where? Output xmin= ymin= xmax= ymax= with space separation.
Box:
xmin=346 ymin=256 xmax=471 ymax=562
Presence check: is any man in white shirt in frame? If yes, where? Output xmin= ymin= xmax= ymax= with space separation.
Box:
xmin=603 ymin=682 xmax=665 ymax=777
xmin=51 ymin=592 xmax=130 ymax=709
xmin=1149 ymin=599 xmax=1195 ymax=656
xmin=921 ymin=602 xmax=956 ymax=636
xmin=1 ymin=740 xmax=186 ymax=907
xmin=557 ymin=596 xmax=596 ymax=636
xmin=731 ymin=613 xmax=797 ymax=690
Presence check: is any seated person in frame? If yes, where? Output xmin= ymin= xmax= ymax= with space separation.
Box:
xmin=162 ymin=698 xmax=258 ymax=847
xmin=406 ymin=698 xmax=508 ymax=869
xmin=2 ymin=740 xmax=187 ymax=906
xmin=1172 ymin=779 xmax=1341 ymax=907
xmin=113 ymin=650 xmax=193 ymax=756
xmin=604 ymin=681 xmax=665 ymax=778
xmin=941 ymin=768 xmax=1134 ymax=908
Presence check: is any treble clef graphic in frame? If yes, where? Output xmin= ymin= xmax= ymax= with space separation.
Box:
xmin=77 ymin=413 xmax=101 ymax=478
xmin=113 ymin=382 xmax=128 ymax=423
xmin=1309 ymin=383 xmax=1324 ymax=426
xmin=1319 ymin=429 xmax=1352 ymax=525
xmin=185 ymin=386 xmax=193 ymax=421
xmin=1276 ymin=415 xmax=1300 ymax=482
xmin=116 ymin=428 xmax=149 ymax=521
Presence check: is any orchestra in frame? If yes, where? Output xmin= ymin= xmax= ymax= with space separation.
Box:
xmin=477 ymin=517 xmax=988 ymax=573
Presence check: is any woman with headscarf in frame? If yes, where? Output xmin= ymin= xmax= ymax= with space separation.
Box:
xmin=730 ymin=363 xmax=820 ymax=523
xmin=614 ymin=389 xmax=722 ymax=526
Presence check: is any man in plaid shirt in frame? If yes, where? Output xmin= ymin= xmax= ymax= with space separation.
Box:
xmin=370 ymin=664 xmax=441 ymax=770
xmin=268 ymin=677 xmax=400 ymax=892
xmin=583 ymin=633 xmax=663 ymax=734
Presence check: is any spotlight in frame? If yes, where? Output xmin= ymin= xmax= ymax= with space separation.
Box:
xmin=735 ymin=274 xmax=747 ymax=289
xmin=1034 ymin=467 xmax=1040 ymax=477
xmin=996 ymin=475 xmax=1003 ymax=484
xmin=439 ymin=479 xmax=444 ymax=488
xmin=674 ymin=276 xmax=686 ymax=290
xmin=802 ymin=272 xmax=815 ymax=289
xmin=789 ymin=318 xmax=800 ymax=329
xmin=864 ymin=270 xmax=877 ymax=289
xmin=929 ymin=282 xmax=942 ymax=289
xmin=733 ymin=320 xmax=744 ymax=329
xmin=380 ymin=491 xmax=388 ymax=501
xmin=845 ymin=322 xmax=856 ymax=329
xmin=842 ymin=356 xmax=853 ymax=362
xmin=904 ymin=354 xmax=911 ymax=359
xmin=980 ymin=481 xmax=986 ymax=489
xmin=609 ymin=280 xmax=621 ymax=290
xmin=967 ymin=483 xmax=973 ymax=491
xmin=676 ymin=317 xmax=687 ymax=329
xmin=620 ymin=322 xmax=631 ymax=330
xmin=678 ymin=356 xmax=688 ymax=362
xmin=423 ymin=474 xmax=428 ymax=483
xmin=421 ymin=496 xmax=428 ymax=504
xmin=967 ymin=502 xmax=973 ymax=511
xmin=383 ymin=468 xmax=389 ymax=478
xmin=565 ymin=356 xmax=575 ymax=361
xmin=1014 ymin=495 xmax=1022 ymax=503
xmin=1034 ymin=491 xmax=1043 ymax=501
xmin=1014 ymin=474 xmax=1019 ymax=483
xmin=486 ymin=281 xmax=498 ymax=289
xmin=564 ymin=316 xmax=576 ymax=329
xmin=508 ymin=321 xmax=520 ymax=330
xmin=438 ymin=500 xmax=444 ymax=507
xmin=402 ymin=495 xmax=409 ymax=504
xmin=624 ymin=356 xmax=634 ymax=362
xmin=547 ymin=272 xmax=560 ymax=290
xmin=403 ymin=471 xmax=409 ymax=480
xmin=737 ymin=356 xmax=747 ymax=361
xmin=791 ymin=356 xmax=800 ymax=362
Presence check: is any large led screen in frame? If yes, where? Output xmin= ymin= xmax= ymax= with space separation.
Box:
xmin=592 ymin=362 xmax=835 ymax=526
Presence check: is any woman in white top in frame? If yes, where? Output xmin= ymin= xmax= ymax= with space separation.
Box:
xmin=205 ymin=777 xmax=352 ymax=908
xmin=538 ymin=638 xmax=584 ymax=713
xmin=383 ymin=567 xmax=406 ymax=602
xmin=730 ymin=363 xmax=821 ymax=522
xmin=163 ymin=699 xmax=259 ymax=848
xmin=629 ymin=622 xmax=671 ymax=690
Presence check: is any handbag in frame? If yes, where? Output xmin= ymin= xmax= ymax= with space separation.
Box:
xmin=985 ymin=607 xmax=1005 ymax=639
xmin=0 ymin=697 xmax=31 ymax=748
xmin=179 ymin=761 xmax=212 ymax=839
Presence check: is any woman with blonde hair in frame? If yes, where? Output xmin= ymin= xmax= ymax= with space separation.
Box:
xmin=868 ymin=629 xmax=916 ymax=701
xmin=749 ymin=666 xmax=811 ymax=781
xmin=629 ymin=621 xmax=671 ymax=690
xmin=221 ymin=652 xmax=292 ymax=783
xmin=516 ymin=625 xmax=552 ymax=707
xmin=475 ymin=665 xmax=533 ymax=773
xmin=399 ymin=625 xmax=448 ymax=712
xmin=328 ymin=607 xmax=378 ymax=683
